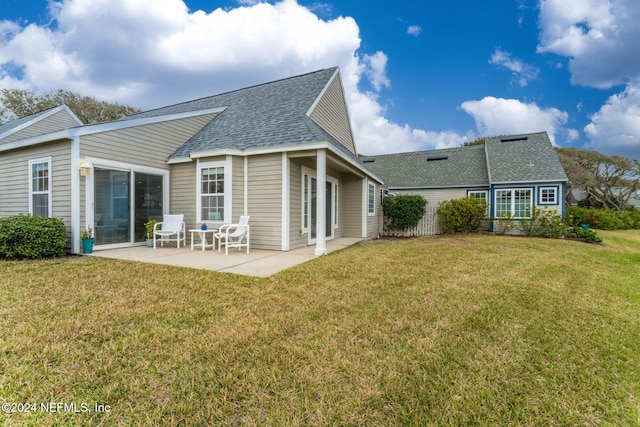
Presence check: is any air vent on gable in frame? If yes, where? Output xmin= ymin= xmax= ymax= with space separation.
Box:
xmin=427 ymin=155 xmax=448 ymax=161
xmin=500 ymin=135 xmax=528 ymax=142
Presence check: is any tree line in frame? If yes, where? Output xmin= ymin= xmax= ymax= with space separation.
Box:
xmin=0 ymin=88 xmax=140 ymax=125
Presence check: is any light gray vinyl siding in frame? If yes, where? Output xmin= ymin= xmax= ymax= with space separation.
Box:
xmin=0 ymin=140 xmax=73 ymax=249
xmin=80 ymin=115 xmax=215 ymax=168
xmin=169 ymin=162 xmax=197 ymax=229
xmin=367 ymin=181 xmax=380 ymax=239
xmin=393 ymin=188 xmax=469 ymax=208
xmin=247 ymin=153 xmax=282 ymax=250
xmin=2 ymin=110 xmax=80 ymax=144
xmin=309 ymin=74 xmax=356 ymax=155
xmin=341 ymin=175 xmax=363 ymax=238
xmin=289 ymin=158 xmax=307 ymax=250
xmin=232 ymin=156 xmax=245 ymax=221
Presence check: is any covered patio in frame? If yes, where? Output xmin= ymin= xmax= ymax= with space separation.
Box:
xmin=87 ymin=237 xmax=362 ymax=277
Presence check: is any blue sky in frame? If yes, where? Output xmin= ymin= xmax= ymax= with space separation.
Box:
xmin=1 ymin=0 xmax=639 ymax=159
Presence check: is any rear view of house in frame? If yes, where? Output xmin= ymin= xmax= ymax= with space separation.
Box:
xmin=362 ymin=132 xmax=569 ymax=232
xmin=0 ymin=68 xmax=383 ymax=254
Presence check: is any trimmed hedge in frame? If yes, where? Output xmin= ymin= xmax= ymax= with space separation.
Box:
xmin=566 ymin=206 xmax=640 ymax=230
xmin=0 ymin=215 xmax=67 ymax=259
xmin=437 ymin=196 xmax=487 ymax=233
xmin=382 ymin=194 xmax=428 ymax=231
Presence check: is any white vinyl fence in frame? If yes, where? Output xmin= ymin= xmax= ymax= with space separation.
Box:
xmin=381 ymin=205 xmax=443 ymax=237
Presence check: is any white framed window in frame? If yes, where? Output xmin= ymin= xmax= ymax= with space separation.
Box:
xmin=468 ymin=190 xmax=488 ymax=200
xmin=468 ymin=190 xmax=489 ymax=213
xmin=29 ymin=157 xmax=52 ymax=217
xmin=197 ymin=160 xmax=230 ymax=223
xmin=368 ymin=181 xmax=376 ymax=216
xmin=539 ymin=186 xmax=558 ymax=205
xmin=494 ymin=188 xmax=532 ymax=218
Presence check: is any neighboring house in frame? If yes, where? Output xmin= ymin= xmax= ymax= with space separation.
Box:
xmin=568 ymin=187 xmax=640 ymax=208
xmin=0 ymin=67 xmax=383 ymax=254
xmin=362 ymin=132 xmax=569 ymax=229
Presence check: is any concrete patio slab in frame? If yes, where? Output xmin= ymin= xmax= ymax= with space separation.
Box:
xmin=88 ymin=238 xmax=362 ymax=277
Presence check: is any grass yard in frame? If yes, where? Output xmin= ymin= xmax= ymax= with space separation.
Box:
xmin=1 ymin=231 xmax=639 ymax=426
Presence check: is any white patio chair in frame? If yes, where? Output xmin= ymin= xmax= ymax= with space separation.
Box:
xmin=215 ymin=216 xmax=250 ymax=255
xmin=153 ymin=214 xmax=186 ymax=248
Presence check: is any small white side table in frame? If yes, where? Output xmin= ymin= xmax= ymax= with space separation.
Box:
xmin=190 ymin=229 xmax=217 ymax=251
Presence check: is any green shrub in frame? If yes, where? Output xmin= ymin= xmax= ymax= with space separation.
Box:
xmin=492 ymin=212 xmax=516 ymax=235
xmin=0 ymin=215 xmax=67 ymax=259
xmin=437 ymin=196 xmax=487 ymax=233
xmin=518 ymin=207 xmax=566 ymax=239
xmin=382 ymin=194 xmax=428 ymax=231
xmin=566 ymin=206 xmax=640 ymax=230
xmin=565 ymin=226 xmax=603 ymax=243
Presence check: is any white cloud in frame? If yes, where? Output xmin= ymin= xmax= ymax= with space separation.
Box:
xmin=0 ymin=0 xmax=472 ymax=156
xmin=489 ymin=48 xmax=539 ymax=87
xmin=584 ymin=82 xmax=640 ymax=158
xmin=537 ymin=0 xmax=640 ymax=88
xmin=460 ymin=97 xmax=568 ymax=144
xmin=362 ymin=51 xmax=390 ymax=92
xmin=407 ymin=25 xmax=422 ymax=36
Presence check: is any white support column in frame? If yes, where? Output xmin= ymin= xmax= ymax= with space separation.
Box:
xmin=315 ymin=149 xmax=327 ymax=255
xmin=70 ymin=137 xmax=81 ymax=254
xmin=281 ymin=152 xmax=290 ymax=251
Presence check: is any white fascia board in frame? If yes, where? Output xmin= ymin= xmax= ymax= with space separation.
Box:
xmin=491 ymin=179 xmax=569 ymax=185
xmin=0 ymin=107 xmax=226 ymax=153
xmin=387 ymin=184 xmax=490 ymax=191
xmin=70 ymin=107 xmax=226 ymax=136
xmin=306 ymin=68 xmax=339 ymax=117
xmin=187 ymin=140 xmax=384 ymax=183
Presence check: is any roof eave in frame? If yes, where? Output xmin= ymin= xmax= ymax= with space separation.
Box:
xmin=181 ymin=140 xmax=384 ymax=183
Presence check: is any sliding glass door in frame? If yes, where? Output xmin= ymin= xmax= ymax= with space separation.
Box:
xmin=94 ymin=168 xmax=164 ymax=246
xmin=134 ymin=173 xmax=164 ymax=242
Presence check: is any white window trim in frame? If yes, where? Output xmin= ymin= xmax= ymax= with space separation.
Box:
xmin=197 ymin=158 xmax=232 ymax=224
xmin=468 ymin=190 xmax=489 ymax=214
xmin=494 ymin=188 xmax=533 ymax=219
xmin=28 ymin=156 xmax=52 ymax=217
xmin=468 ymin=190 xmax=488 ymax=199
xmin=538 ymin=186 xmax=559 ymax=205
xmin=83 ymin=158 xmax=170 ymax=247
xmin=367 ymin=181 xmax=376 ymax=216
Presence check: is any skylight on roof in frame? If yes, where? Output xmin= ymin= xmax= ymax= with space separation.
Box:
xmin=427 ymin=155 xmax=448 ymax=161
xmin=500 ymin=135 xmax=528 ymax=142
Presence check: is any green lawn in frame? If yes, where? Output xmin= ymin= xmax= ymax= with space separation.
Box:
xmin=1 ymin=231 xmax=639 ymax=426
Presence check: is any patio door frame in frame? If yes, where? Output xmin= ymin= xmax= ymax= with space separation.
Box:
xmin=302 ymin=166 xmax=338 ymax=245
xmin=84 ymin=157 xmax=169 ymax=248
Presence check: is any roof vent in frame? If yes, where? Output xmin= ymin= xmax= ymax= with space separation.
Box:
xmin=500 ymin=135 xmax=528 ymax=142
xmin=427 ymin=155 xmax=448 ymax=161
xmin=362 ymin=159 xmax=375 ymax=163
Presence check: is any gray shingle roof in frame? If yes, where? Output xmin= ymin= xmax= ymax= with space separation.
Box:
xmin=121 ymin=67 xmax=351 ymax=160
xmin=485 ymin=132 xmax=568 ymax=183
xmin=362 ymin=131 xmax=568 ymax=189
xmin=361 ymin=145 xmax=489 ymax=188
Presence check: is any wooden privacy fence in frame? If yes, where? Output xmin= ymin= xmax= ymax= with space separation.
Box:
xmin=381 ymin=205 xmax=443 ymax=237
